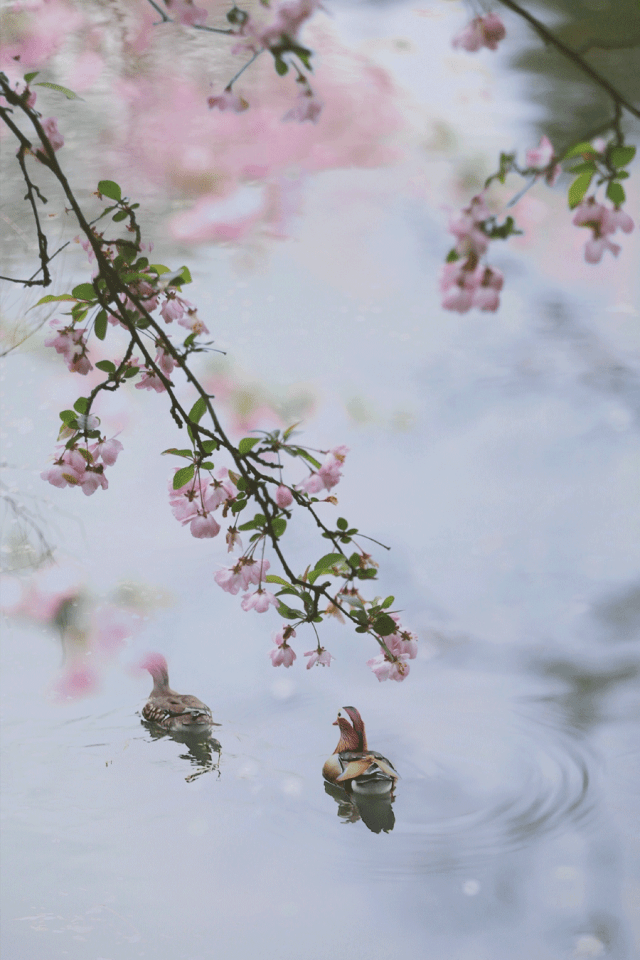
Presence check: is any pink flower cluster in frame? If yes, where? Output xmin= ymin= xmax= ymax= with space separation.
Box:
xmin=44 ymin=320 xmax=92 ymax=374
xmin=367 ymin=614 xmax=417 ymax=683
xmin=452 ymin=13 xmax=506 ymax=52
xmin=214 ymin=557 xmax=270 ymax=594
xmin=441 ymin=195 xmax=504 ymax=312
xmin=299 ymin=445 xmax=349 ymax=494
xmin=41 ymin=438 xmax=123 ymax=496
xmin=572 ymin=197 xmax=635 ymax=264
xmin=159 ymin=294 xmax=209 ymax=336
xmin=169 ymin=466 xmax=237 ymax=538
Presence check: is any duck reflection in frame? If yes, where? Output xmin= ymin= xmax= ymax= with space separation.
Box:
xmin=141 ymin=720 xmax=222 ymax=782
xmin=322 ymin=706 xmax=398 ymax=833
xmin=324 ymin=780 xmax=396 ymax=834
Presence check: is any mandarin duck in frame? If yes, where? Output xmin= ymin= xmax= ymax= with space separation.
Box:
xmin=139 ymin=653 xmax=215 ymax=733
xmin=322 ymin=706 xmax=398 ymax=794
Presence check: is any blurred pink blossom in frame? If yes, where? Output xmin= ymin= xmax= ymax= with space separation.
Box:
xmin=453 ymin=13 xmax=506 ymax=52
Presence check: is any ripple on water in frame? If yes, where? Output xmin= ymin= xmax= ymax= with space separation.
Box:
xmin=363 ymin=703 xmax=597 ymax=878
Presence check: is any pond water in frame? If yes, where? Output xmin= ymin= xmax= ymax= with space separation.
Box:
xmin=1 ymin=1 xmax=639 ymax=959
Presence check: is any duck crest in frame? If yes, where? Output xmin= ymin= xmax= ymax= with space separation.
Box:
xmin=323 ymin=705 xmax=398 ymax=795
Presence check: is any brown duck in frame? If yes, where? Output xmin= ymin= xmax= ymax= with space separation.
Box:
xmin=139 ymin=653 xmax=214 ymax=733
xmin=322 ymin=706 xmax=398 ymax=794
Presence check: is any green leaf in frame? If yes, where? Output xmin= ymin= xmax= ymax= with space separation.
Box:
xmin=568 ymin=171 xmax=593 ymax=209
xmin=112 ymin=210 xmax=128 ymax=222
xmin=564 ymin=141 xmax=596 ymax=160
xmin=238 ymin=437 xmax=260 ymax=455
xmin=238 ymin=514 xmax=265 ymax=531
xmin=150 ymin=263 xmax=171 ymax=276
xmin=606 ymin=181 xmax=626 ymax=205
xmin=123 ymin=367 xmax=139 ymax=378
xmin=95 ymin=360 xmax=116 ymax=373
xmin=274 ymin=55 xmax=288 ymax=76
xmin=202 ymin=440 xmax=218 ymax=454
xmin=173 ymin=465 xmax=195 ymax=490
xmin=336 ymin=517 xmax=348 ymax=531
xmin=314 ymin=552 xmax=343 ymax=571
xmin=161 ymin=447 xmax=193 ymax=458
xmin=277 ymin=602 xmax=304 ymax=620
xmin=282 ymin=421 xmax=300 ymax=441
xmin=94 ymin=310 xmax=107 ymax=341
xmin=59 ymin=409 xmax=77 ymax=424
xmin=24 ymin=72 xmax=39 ymax=84
xmin=381 ymin=595 xmax=395 ymax=609
xmin=566 ymin=161 xmax=596 ymax=175
xmin=200 ymin=461 xmax=214 ymax=470
xmin=373 ymin=614 xmax=398 ymax=636
xmin=73 ymin=397 xmax=89 ymax=414
xmin=34 ymin=80 xmax=81 ymax=100
xmin=71 ymin=282 xmax=96 ymax=302
xmin=265 ymin=575 xmax=292 ymax=586
xmin=608 ymin=145 xmax=636 ymax=168
xmin=176 ymin=265 xmax=192 ymax=285
xmin=289 ymin=447 xmax=321 ymax=469
xmin=188 ymin=397 xmax=207 ymax=423
xmin=98 ymin=180 xmax=122 ymax=201
xmin=34 ymin=293 xmax=76 ymax=306
xmin=271 ymin=518 xmax=287 ymax=538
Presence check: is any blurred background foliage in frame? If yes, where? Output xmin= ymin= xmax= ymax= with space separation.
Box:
xmin=506 ymin=0 xmax=640 ymax=147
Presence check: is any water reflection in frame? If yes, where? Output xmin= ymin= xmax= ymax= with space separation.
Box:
xmin=324 ymin=781 xmax=396 ymax=834
xmin=140 ymin=721 xmax=222 ymax=782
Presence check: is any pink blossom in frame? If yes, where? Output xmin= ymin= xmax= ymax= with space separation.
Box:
xmin=160 ymin=294 xmax=189 ymax=323
xmin=442 ymin=286 xmax=474 ymax=313
xmin=189 ymin=513 xmax=221 ymax=538
xmin=385 ymin=617 xmax=418 ymax=660
xmin=473 ymin=286 xmax=500 ymax=311
xmin=208 ymin=90 xmax=249 ymax=113
xmin=80 ymin=468 xmax=108 ymax=496
xmin=584 ymin=236 xmax=621 ymax=264
xmin=178 ymin=307 xmax=209 ymax=336
xmin=156 ymin=345 xmax=177 ymax=377
xmin=203 ymin=474 xmax=235 ymax=512
xmin=166 ymin=0 xmax=208 ymax=26
xmin=283 ymin=92 xmax=322 ymax=124
xmin=602 ymin=207 xmax=635 ymax=235
xmin=275 ymin=484 xmax=294 ymax=508
xmin=241 ymin=589 xmax=278 ymax=612
xmin=269 ymin=627 xmax=297 ymax=667
xmin=526 ymin=135 xmax=554 ymax=168
xmin=274 ymin=625 xmax=296 ymax=646
xmin=572 ymin=198 xmax=607 ymax=229
xmin=226 ymin=527 xmax=243 ymax=553
xmin=453 ymin=14 xmax=506 ymax=52
xmin=269 ymin=642 xmax=296 ymax=667
xmin=91 ymin=437 xmax=123 ymax=466
xmin=135 ymin=369 xmax=166 ymax=392
xmin=39 ymin=116 xmax=64 ymax=153
xmin=304 ymin=647 xmax=335 ymax=668
xmin=525 ymin=135 xmax=561 ymax=185
xmin=366 ymin=652 xmax=410 ymax=682
xmin=214 ymin=558 xmax=271 ymax=594
xmin=299 ymin=471 xmax=325 ymax=494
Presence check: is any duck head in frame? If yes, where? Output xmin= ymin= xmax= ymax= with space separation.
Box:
xmin=139 ymin=652 xmax=171 ymax=695
xmin=333 ymin=706 xmax=368 ymax=752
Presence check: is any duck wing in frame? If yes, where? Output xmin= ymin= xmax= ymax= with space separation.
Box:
xmin=142 ymin=693 xmax=212 ymax=727
xmin=335 ymin=751 xmax=398 ymax=785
